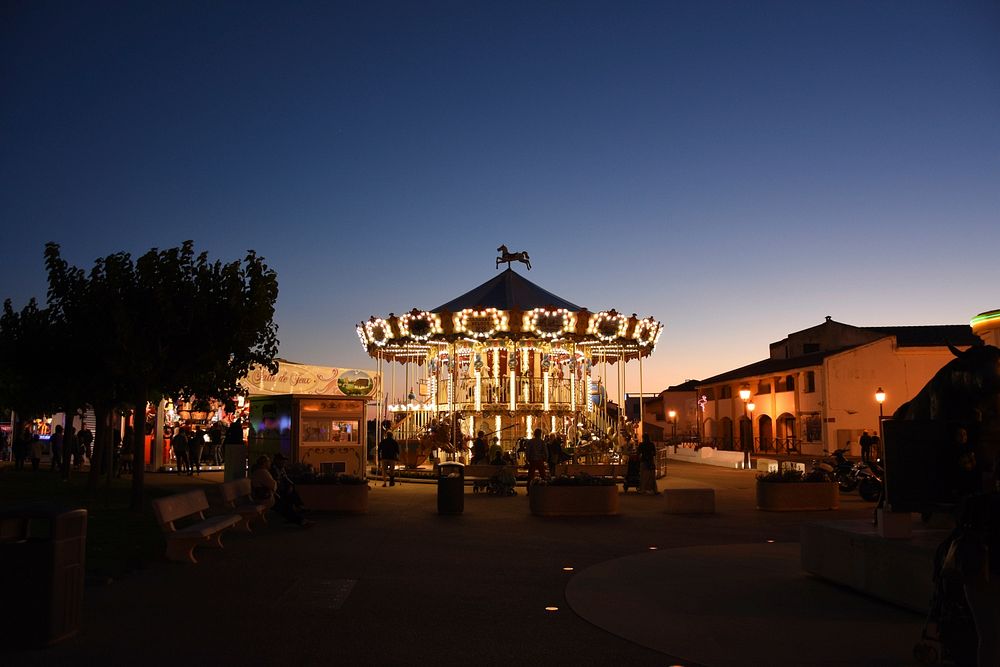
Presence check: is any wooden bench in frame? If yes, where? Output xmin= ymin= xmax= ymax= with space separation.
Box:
xmin=152 ymin=490 xmax=241 ymax=563
xmin=218 ymin=478 xmax=269 ymax=533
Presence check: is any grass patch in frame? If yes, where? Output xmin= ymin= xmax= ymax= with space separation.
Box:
xmin=0 ymin=467 xmax=170 ymax=578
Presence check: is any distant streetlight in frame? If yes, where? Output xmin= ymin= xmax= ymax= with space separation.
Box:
xmin=739 ymin=385 xmax=752 ymax=469
xmin=668 ymin=409 xmax=677 ymax=442
xmin=875 ymin=387 xmax=886 ymax=458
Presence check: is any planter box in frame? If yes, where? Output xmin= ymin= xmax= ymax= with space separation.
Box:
xmin=296 ymin=484 xmax=369 ymax=514
xmin=756 ymin=481 xmax=839 ymax=511
xmin=529 ymin=485 xmax=620 ymax=517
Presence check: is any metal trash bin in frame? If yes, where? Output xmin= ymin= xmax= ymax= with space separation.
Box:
xmin=0 ymin=504 xmax=88 ymax=648
xmin=437 ymin=462 xmax=465 ymax=515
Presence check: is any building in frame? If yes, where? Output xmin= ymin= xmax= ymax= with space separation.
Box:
xmin=625 ymin=380 xmax=700 ymax=442
xmin=696 ymin=316 xmax=981 ymax=456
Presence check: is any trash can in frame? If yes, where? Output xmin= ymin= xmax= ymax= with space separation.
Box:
xmin=0 ymin=504 xmax=88 ymax=648
xmin=437 ymin=462 xmax=465 ymax=515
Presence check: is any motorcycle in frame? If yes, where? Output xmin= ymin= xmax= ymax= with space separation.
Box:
xmin=826 ymin=449 xmax=858 ymax=492
xmin=857 ymin=459 xmax=884 ymax=502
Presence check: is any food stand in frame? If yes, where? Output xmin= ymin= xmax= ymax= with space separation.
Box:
xmin=243 ymin=361 xmax=379 ymax=477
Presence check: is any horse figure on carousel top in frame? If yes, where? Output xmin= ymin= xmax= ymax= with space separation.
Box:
xmin=497 ymin=244 xmax=531 ymax=271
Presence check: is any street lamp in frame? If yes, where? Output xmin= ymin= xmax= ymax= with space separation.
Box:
xmin=875 ymin=387 xmax=886 ymax=459
xmin=739 ymin=385 xmax=752 ymax=469
xmin=668 ymin=409 xmax=677 ymax=442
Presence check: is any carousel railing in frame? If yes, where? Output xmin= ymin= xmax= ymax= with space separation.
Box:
xmin=440 ymin=377 xmax=589 ymax=411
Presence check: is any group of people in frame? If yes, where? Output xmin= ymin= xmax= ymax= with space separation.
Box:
xmin=171 ymin=420 xmax=244 ymax=475
xmin=858 ymin=429 xmax=882 ymax=464
xmin=523 ymin=429 xmax=575 ymax=482
xmin=4 ymin=422 xmax=95 ymax=474
xmin=250 ymin=452 xmax=313 ymax=527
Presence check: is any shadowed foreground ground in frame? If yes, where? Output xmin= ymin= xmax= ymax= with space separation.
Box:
xmin=5 ymin=462 xmax=924 ymax=666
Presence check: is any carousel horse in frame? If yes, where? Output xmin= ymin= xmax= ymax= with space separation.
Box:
xmin=496 ymin=245 xmax=531 ymax=270
xmin=893 ymin=343 xmax=1000 ymax=497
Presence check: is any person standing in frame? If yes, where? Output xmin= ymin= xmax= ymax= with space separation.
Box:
xmin=471 ymin=431 xmax=488 ymax=464
xmin=49 ymin=425 xmax=64 ymax=472
xmin=78 ymin=425 xmax=93 ymax=466
xmin=526 ymin=428 xmax=547 ymax=484
xmin=13 ymin=424 xmax=29 ymax=471
xmin=30 ymin=433 xmax=43 ymax=471
xmin=546 ymin=434 xmax=564 ymax=478
xmin=190 ymin=426 xmax=205 ymax=475
xmin=172 ymin=427 xmax=190 ymax=475
xmin=637 ymin=433 xmax=660 ymax=495
xmin=62 ymin=425 xmax=77 ymax=480
xmin=378 ymin=430 xmax=400 ymax=487
xmin=859 ymin=430 xmax=873 ymax=464
xmin=209 ymin=422 xmax=224 ymax=466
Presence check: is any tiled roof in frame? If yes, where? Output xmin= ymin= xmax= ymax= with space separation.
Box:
xmin=863 ymin=325 xmax=978 ymax=347
xmin=698 ymin=348 xmax=851 ymax=385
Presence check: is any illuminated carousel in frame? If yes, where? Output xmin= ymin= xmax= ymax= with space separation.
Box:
xmin=356 ymin=248 xmax=663 ymax=465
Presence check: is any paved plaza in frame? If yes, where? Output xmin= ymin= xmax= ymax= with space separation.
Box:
xmin=9 ymin=461 xmax=926 ymax=666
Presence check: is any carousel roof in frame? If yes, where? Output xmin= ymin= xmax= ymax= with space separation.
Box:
xmin=357 ymin=265 xmax=662 ymax=363
xmin=433 ymin=268 xmax=582 ymax=313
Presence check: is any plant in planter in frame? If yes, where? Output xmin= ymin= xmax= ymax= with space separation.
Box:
xmin=755 ymin=469 xmax=839 ymax=511
xmin=289 ymin=466 xmax=370 ymax=513
xmin=529 ymin=474 xmax=620 ymax=516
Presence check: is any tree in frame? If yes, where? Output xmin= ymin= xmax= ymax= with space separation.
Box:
xmin=43 ymin=241 xmax=280 ymax=509
xmin=0 ymin=298 xmax=61 ymax=421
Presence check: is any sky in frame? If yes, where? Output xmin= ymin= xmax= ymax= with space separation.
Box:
xmin=2 ymin=0 xmax=999 ymax=397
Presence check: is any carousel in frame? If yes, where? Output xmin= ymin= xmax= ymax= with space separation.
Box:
xmin=356 ymin=247 xmax=663 ymax=467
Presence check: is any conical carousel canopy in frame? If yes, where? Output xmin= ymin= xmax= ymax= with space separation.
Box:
xmin=432 ymin=268 xmax=582 ymax=313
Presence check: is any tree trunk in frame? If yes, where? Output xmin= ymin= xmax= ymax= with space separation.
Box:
xmin=130 ymin=394 xmax=146 ymax=511
xmin=88 ymin=404 xmax=111 ymax=493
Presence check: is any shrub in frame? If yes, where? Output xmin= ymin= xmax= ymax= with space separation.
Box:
xmin=757 ymin=469 xmax=830 ymax=483
xmin=538 ymin=473 xmax=616 ymax=487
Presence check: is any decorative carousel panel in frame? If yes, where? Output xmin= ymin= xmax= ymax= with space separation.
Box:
xmin=522 ymin=308 xmax=577 ymax=340
xmin=364 ymin=317 xmax=392 ymax=347
xmin=632 ymin=317 xmax=662 ymax=347
xmin=453 ymin=308 xmax=510 ymax=339
xmin=398 ymin=310 xmax=443 ymax=341
xmin=587 ymin=311 xmax=629 ymax=342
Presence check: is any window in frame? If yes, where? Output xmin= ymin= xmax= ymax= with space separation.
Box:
xmin=804 ymin=371 xmax=816 ymax=393
xmin=703 ymin=387 xmax=715 ymax=400
xmin=785 ymin=375 xmax=794 ymax=391
xmin=805 ymin=414 xmax=822 ymax=442
xmin=756 ymin=381 xmax=771 ymax=394
xmin=720 ymin=386 xmax=732 ymax=399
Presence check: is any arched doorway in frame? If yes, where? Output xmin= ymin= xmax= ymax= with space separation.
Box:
xmin=719 ymin=417 xmax=734 ymax=450
xmin=758 ymin=414 xmax=773 ymax=452
xmin=776 ymin=413 xmax=796 ymax=453
xmin=703 ymin=418 xmax=715 ymax=444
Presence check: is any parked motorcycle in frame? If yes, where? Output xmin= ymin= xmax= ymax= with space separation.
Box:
xmin=857 ymin=459 xmax=884 ymax=502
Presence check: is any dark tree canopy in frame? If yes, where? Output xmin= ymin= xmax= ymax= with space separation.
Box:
xmin=2 ymin=240 xmax=280 ymax=507
xmin=43 ymin=240 xmax=280 ymax=406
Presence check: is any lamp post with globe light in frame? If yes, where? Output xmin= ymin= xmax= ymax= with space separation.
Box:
xmin=739 ymin=385 xmax=752 ymax=469
xmin=875 ymin=387 xmax=886 ymax=460
xmin=668 ymin=409 xmax=677 ymax=443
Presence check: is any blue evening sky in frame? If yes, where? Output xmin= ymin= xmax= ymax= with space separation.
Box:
xmin=2 ymin=1 xmax=998 ymax=395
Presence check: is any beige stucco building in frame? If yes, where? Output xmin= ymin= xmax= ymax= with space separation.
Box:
xmin=696 ymin=316 xmax=981 ymax=456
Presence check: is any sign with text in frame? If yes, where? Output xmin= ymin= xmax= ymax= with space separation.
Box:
xmin=242 ymin=362 xmax=379 ymax=398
